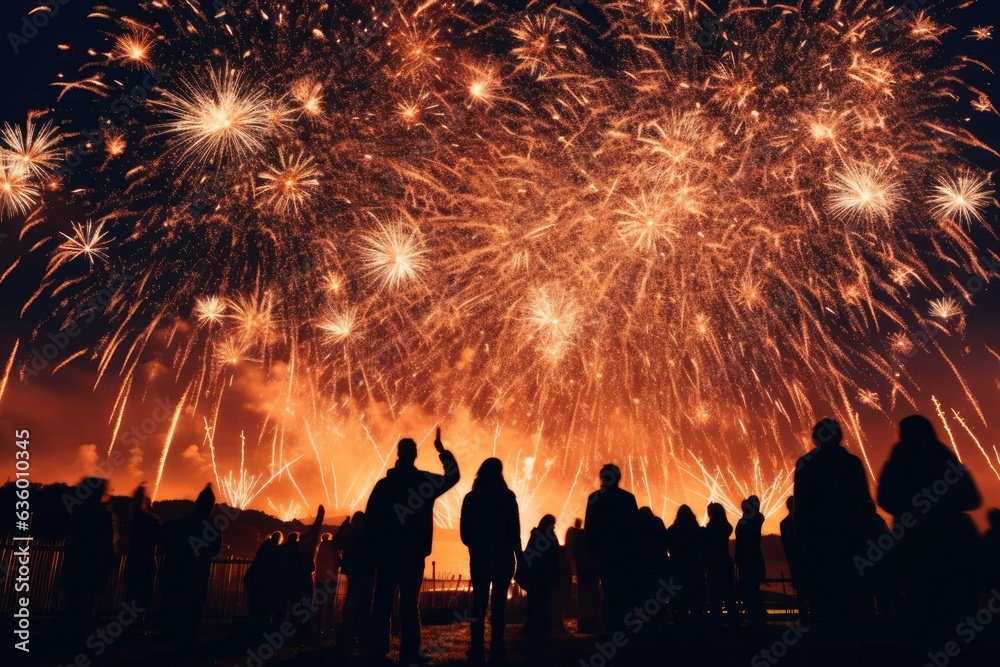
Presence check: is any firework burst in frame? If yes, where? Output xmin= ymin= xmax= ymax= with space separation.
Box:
xmin=5 ymin=0 xmax=999 ymax=528
xmin=928 ymin=173 xmax=995 ymax=225
xmin=155 ymin=68 xmax=277 ymax=162
xmin=54 ymin=220 xmax=113 ymax=267
xmin=1 ymin=119 xmax=61 ymax=179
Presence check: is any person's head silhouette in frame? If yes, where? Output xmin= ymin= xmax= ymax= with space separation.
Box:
xmin=270 ymin=531 xmax=282 ymax=543
xmin=132 ymin=484 xmax=149 ymax=511
xmin=473 ymin=457 xmax=507 ymax=490
xmin=707 ymin=502 xmax=726 ymax=522
xmin=812 ymin=418 xmax=843 ymax=448
xmin=79 ymin=477 xmax=107 ymax=505
xmin=287 ymin=532 xmax=300 ymax=544
xmin=397 ymin=438 xmax=418 ymax=465
xmin=785 ymin=496 xmax=794 ymax=513
xmin=321 ymin=533 xmax=332 ymax=542
xmin=899 ymin=414 xmax=938 ymax=445
xmin=195 ymin=483 xmax=215 ymax=514
xmin=676 ymin=504 xmax=696 ymax=525
xmin=574 ymin=518 xmax=582 ymax=529
xmin=599 ymin=463 xmax=622 ymax=489
xmin=742 ymin=495 xmax=761 ymax=517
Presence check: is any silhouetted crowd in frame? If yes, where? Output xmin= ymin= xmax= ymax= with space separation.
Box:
xmin=57 ymin=415 xmax=1000 ymax=665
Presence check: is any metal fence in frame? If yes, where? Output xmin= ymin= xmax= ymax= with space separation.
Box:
xmin=0 ymin=540 xmax=475 ymax=619
xmin=1 ymin=540 xmax=797 ymax=621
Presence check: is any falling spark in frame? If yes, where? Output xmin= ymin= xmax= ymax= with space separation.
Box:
xmin=0 ymin=340 xmax=18 ymax=405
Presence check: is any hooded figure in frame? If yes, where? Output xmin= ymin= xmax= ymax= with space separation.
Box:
xmin=522 ymin=514 xmax=561 ymax=644
xmin=159 ymin=483 xmax=221 ymax=645
xmin=123 ymin=484 xmax=161 ymax=615
xmin=245 ymin=531 xmax=283 ymax=632
xmin=665 ymin=504 xmax=706 ymax=619
xmin=62 ymin=477 xmax=115 ymax=639
xmin=878 ymin=414 xmax=982 ymax=631
xmin=794 ymin=418 xmax=878 ymax=635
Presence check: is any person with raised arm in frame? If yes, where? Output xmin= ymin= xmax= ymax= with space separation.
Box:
xmin=365 ymin=427 xmax=460 ymax=666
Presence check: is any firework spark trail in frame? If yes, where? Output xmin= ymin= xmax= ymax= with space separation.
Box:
xmin=0 ymin=0 xmax=996 ymax=519
xmin=219 ymin=430 xmax=303 ymax=508
xmin=284 ymin=464 xmax=312 ymax=509
xmin=678 ymin=454 xmax=793 ymax=523
xmin=152 ymin=385 xmax=190 ymax=501
xmin=304 ymin=420 xmax=331 ymax=507
xmin=107 ymin=375 xmax=132 ymax=456
xmin=950 ymin=409 xmax=1000 ymax=481
xmin=932 ymin=395 xmax=962 ymax=463
xmin=267 ymin=498 xmax=302 ymax=522
xmin=0 ymin=340 xmax=18 ymax=405
xmin=558 ymin=457 xmax=585 ymax=526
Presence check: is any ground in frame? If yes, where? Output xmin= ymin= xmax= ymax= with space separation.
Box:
xmin=14 ymin=615 xmax=1000 ymax=667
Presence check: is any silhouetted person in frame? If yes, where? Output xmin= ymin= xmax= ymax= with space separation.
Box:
xmin=636 ymin=507 xmax=669 ymax=593
xmin=794 ymin=418 xmax=877 ymax=636
xmin=315 ymin=532 xmax=341 ymax=633
xmin=984 ymin=509 xmax=1000 ymax=592
xmin=245 ymin=531 xmax=283 ymax=633
xmin=61 ymin=477 xmax=115 ymax=641
xmin=567 ymin=518 xmax=601 ymax=634
xmin=159 ymin=483 xmax=221 ymax=646
xmin=778 ymin=496 xmax=805 ymax=621
xmin=869 ymin=512 xmax=904 ymax=618
xmin=278 ymin=531 xmax=301 ymax=621
xmin=123 ymin=484 xmax=161 ymax=620
xmin=585 ymin=463 xmax=640 ymax=634
xmin=337 ymin=512 xmax=374 ymax=653
xmin=735 ymin=496 xmax=766 ymax=628
xmin=555 ymin=537 xmax=574 ymax=634
xmin=665 ymin=505 xmax=706 ymax=620
xmin=878 ymin=414 xmax=982 ymax=633
xmin=522 ymin=514 xmax=561 ymax=645
xmin=365 ymin=428 xmax=460 ymax=665
xmin=705 ymin=502 xmax=736 ymax=624
xmin=460 ymin=457 xmax=521 ymax=663
xmin=287 ymin=505 xmax=325 ymax=635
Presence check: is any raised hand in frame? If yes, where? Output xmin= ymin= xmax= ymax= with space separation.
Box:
xmin=434 ymin=427 xmax=444 ymax=453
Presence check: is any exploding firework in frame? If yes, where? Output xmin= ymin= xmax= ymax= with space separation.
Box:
xmin=3 ymin=0 xmax=998 ymax=532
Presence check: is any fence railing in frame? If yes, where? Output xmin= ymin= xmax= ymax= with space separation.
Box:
xmin=1 ymin=541 xmax=798 ymax=620
xmin=0 ymin=540 xmax=476 ymax=618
